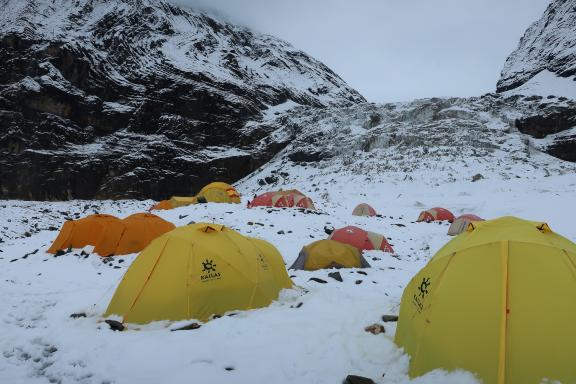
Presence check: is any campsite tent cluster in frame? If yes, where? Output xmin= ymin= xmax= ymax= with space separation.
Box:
xmin=44 ymin=181 xmax=576 ymax=383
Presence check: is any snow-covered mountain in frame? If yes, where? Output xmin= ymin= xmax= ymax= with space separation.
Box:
xmin=238 ymin=93 xmax=576 ymax=191
xmin=497 ymin=0 xmax=576 ymax=93
xmin=0 ymin=0 xmax=364 ymax=200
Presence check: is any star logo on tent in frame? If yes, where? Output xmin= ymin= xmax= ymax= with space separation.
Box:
xmin=418 ymin=277 xmax=430 ymax=298
xmin=202 ymin=259 xmax=216 ymax=273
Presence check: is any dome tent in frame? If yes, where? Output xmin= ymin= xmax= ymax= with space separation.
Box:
xmin=329 ymin=226 xmax=394 ymax=253
xmin=289 ymin=239 xmax=371 ymax=271
xmin=154 ymin=182 xmax=241 ymax=210
xmin=248 ymin=189 xmax=315 ymax=210
xmin=352 ymin=203 xmax=377 ymax=217
xmin=396 ymin=216 xmax=576 ymax=384
xmin=416 ymin=207 xmax=454 ymax=223
xmin=447 ymin=214 xmax=484 ymax=236
xmin=105 ymin=223 xmax=293 ymax=323
xmin=48 ymin=213 xmax=175 ymax=256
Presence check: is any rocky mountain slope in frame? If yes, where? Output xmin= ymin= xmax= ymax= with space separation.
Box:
xmin=0 ymin=0 xmax=364 ymax=200
xmin=497 ymin=0 xmax=576 ymax=93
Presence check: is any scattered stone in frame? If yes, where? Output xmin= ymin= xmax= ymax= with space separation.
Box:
xmin=381 ymin=315 xmax=399 ymax=322
xmin=178 ymin=214 xmax=188 ymax=219
xmin=392 ymin=223 xmax=406 ymax=227
xmin=105 ymin=319 xmax=125 ymax=332
xmin=356 ymin=270 xmax=367 ymax=275
xmin=48 ymin=226 xmax=58 ymax=231
xmin=324 ymin=225 xmax=335 ymax=235
xmin=9 ymin=258 xmax=18 ymax=262
xmin=277 ymin=230 xmax=285 ymax=235
xmin=24 ymin=232 xmax=31 ymax=237
xmin=355 ymin=280 xmax=363 ymax=285
xmin=371 ymin=257 xmax=381 ymax=261
xmin=70 ymin=313 xmax=87 ymax=319
xmin=328 ymin=271 xmax=343 ymax=282
xmin=224 ymin=366 xmax=235 ymax=371
xmin=364 ymin=323 xmax=385 ymax=335
xmin=472 ymin=173 xmax=484 ymax=182
xmin=344 ymin=374 xmax=375 ymax=384
xmin=171 ymin=322 xmax=201 ymax=331
xmin=308 ymin=277 xmax=328 ymax=284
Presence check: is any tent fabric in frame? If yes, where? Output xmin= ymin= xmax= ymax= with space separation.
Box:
xmin=447 ymin=214 xmax=484 ymax=236
xmin=197 ymin=182 xmax=241 ymax=204
xmin=114 ymin=213 xmax=176 ymax=255
xmin=352 ymin=203 xmax=377 ymax=217
xmin=248 ymin=189 xmax=315 ymax=210
xmin=105 ymin=223 xmax=293 ymax=323
xmin=169 ymin=182 xmax=241 ymax=208
xmin=329 ymin=226 xmax=394 ymax=253
xmin=47 ymin=214 xmax=123 ymax=256
xmin=416 ymin=207 xmax=454 ymax=222
xmin=289 ymin=239 xmax=371 ymax=271
xmin=169 ymin=196 xmax=198 ymax=208
xmin=47 ymin=213 xmax=175 ymax=257
xmin=150 ymin=200 xmax=173 ymax=211
xmin=395 ymin=216 xmax=576 ymax=384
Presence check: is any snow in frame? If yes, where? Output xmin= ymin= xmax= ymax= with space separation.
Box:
xmin=1 ymin=157 xmax=575 ymax=383
xmin=501 ymin=70 xmax=576 ymax=100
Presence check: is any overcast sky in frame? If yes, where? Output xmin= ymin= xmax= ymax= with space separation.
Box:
xmin=173 ymin=0 xmax=550 ymax=102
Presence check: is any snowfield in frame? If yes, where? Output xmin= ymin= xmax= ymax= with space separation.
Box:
xmin=1 ymin=160 xmax=575 ymax=383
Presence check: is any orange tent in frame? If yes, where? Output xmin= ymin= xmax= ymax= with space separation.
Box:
xmin=248 ymin=189 xmax=315 ymax=209
xmin=48 ymin=213 xmax=175 ymax=256
xmin=114 ymin=213 xmax=176 ymax=254
xmin=416 ymin=207 xmax=455 ymax=223
xmin=150 ymin=200 xmax=172 ymax=211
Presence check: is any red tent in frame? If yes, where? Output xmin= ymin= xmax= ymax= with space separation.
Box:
xmin=248 ymin=189 xmax=315 ymax=209
xmin=329 ymin=226 xmax=394 ymax=253
xmin=417 ymin=207 xmax=455 ymax=223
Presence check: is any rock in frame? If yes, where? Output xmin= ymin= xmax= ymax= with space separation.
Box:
xmin=471 ymin=173 xmax=484 ymax=182
xmin=381 ymin=315 xmax=399 ymax=322
xmin=344 ymin=375 xmax=375 ymax=384
xmin=171 ymin=322 xmax=202 ymax=331
xmin=355 ymin=280 xmax=363 ymax=285
xmin=356 ymin=270 xmax=368 ymax=275
xmin=105 ymin=319 xmax=125 ymax=332
xmin=392 ymin=223 xmax=406 ymax=227
xmin=178 ymin=215 xmax=188 ymax=219
xmin=70 ymin=313 xmax=87 ymax=319
xmin=324 ymin=225 xmax=335 ymax=235
xmin=328 ymin=271 xmax=343 ymax=282
xmin=277 ymin=230 xmax=285 ymax=235
xmin=54 ymin=250 xmax=66 ymax=257
xmin=364 ymin=323 xmax=385 ymax=335
xmin=308 ymin=277 xmax=328 ymax=284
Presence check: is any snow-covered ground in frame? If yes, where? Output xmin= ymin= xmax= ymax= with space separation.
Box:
xmin=1 ymin=159 xmax=575 ymax=383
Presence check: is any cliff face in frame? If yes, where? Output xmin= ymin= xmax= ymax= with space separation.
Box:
xmin=497 ymin=0 xmax=576 ymax=93
xmin=496 ymin=0 xmax=576 ymax=162
xmin=0 ymin=0 xmax=364 ymax=200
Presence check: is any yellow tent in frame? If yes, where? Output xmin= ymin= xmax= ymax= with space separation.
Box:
xmin=395 ymin=216 xmax=576 ymax=384
xmin=289 ymin=239 xmax=371 ymax=270
xmin=105 ymin=223 xmax=292 ymax=323
xmin=170 ymin=182 xmax=241 ymax=208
